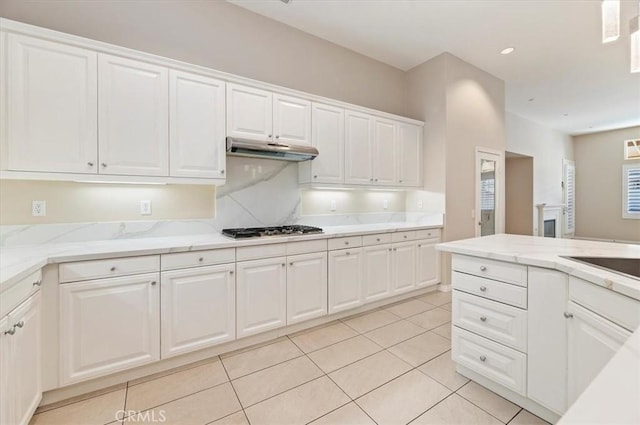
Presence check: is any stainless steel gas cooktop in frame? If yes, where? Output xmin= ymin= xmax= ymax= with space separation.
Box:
xmin=222 ymin=225 xmax=323 ymax=239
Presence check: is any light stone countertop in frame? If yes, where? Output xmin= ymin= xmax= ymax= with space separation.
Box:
xmin=0 ymin=221 xmax=442 ymax=292
xmin=437 ymin=234 xmax=640 ymax=301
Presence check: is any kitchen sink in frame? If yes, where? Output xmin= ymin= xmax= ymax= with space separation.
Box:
xmin=564 ymin=256 xmax=640 ymax=280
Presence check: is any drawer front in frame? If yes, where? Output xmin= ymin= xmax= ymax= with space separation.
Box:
xmin=59 ymin=256 xmax=160 ymax=283
xmin=391 ymin=231 xmax=416 ymax=243
xmin=415 ymin=229 xmax=441 ymax=240
xmin=161 ymin=248 xmax=235 ymax=271
xmin=0 ymin=270 xmax=42 ymax=317
xmin=453 ymin=255 xmax=527 ymax=287
xmin=453 ymin=272 xmax=527 ymax=308
xmin=236 ymin=243 xmax=287 ymax=262
xmin=328 ymin=236 xmax=362 ymax=251
xmin=362 ymin=233 xmax=392 ymax=246
xmin=453 ymin=291 xmax=527 ymax=352
xmin=452 ymin=326 xmax=527 ymax=395
xmin=569 ymin=276 xmax=640 ymax=332
xmin=287 ymin=239 xmax=328 ymax=256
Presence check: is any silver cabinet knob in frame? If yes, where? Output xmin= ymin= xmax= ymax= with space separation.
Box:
xmin=480 ymin=286 xmax=487 ymax=292
xmin=87 ymin=162 xmax=94 ymax=167
xmin=563 ymin=312 xmax=574 ymax=319
xmin=221 ymin=170 xmax=225 ymax=174
xmin=151 ymin=281 xmax=157 ymax=286
xmin=388 ymin=248 xmax=392 ymax=252
xmin=399 ymin=179 xmax=403 ymax=183
xmin=110 ymin=266 xmax=116 ymax=272
xmin=393 ymin=248 xmax=397 ymax=251
xmin=4 ymin=328 xmax=15 ymax=336
xmin=14 ymin=321 xmax=24 ymax=328
xmin=267 ymin=134 xmax=272 ymax=138
xmin=480 ymin=355 xmax=487 ymax=362
xmin=346 ymin=251 xmax=351 ymax=256
xmin=199 ymin=257 xmax=204 ymax=262
xmin=289 ymin=262 xmax=293 ymax=266
xmin=101 ymin=163 xmax=107 ymax=167
xmin=313 ymin=175 xmax=318 ymax=179
xmin=403 ymin=235 xmax=407 ymax=239
xmin=480 ymin=316 xmax=487 ymax=322
xmin=480 ymin=266 xmax=487 ymax=271
xmin=374 ymin=178 xmax=378 ymax=182
xmin=418 ymin=244 xmax=422 ymax=247
xmin=370 ymin=178 xmax=374 ymax=182
xmin=376 ymin=238 xmax=381 ymax=242
xmin=229 ymin=270 xmax=234 ymax=275
xmin=344 ymin=241 xmax=349 ymax=245
xmin=275 ymin=135 xmax=280 ymax=139
xmin=282 ymin=263 xmax=285 ymax=267
xmin=33 ymin=280 xmax=42 ymax=287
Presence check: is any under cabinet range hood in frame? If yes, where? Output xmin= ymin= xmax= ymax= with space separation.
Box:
xmin=226 ymin=137 xmax=318 ymax=162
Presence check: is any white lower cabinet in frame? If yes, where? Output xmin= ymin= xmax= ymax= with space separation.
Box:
xmin=362 ymin=245 xmax=392 ymax=302
xmin=416 ymin=238 xmax=440 ymax=287
xmin=161 ymin=264 xmax=235 ymax=358
xmin=287 ymin=252 xmax=327 ymax=325
xmin=236 ymin=257 xmax=287 ymax=338
xmin=391 ymin=241 xmax=416 ymax=294
xmin=0 ymin=292 xmax=42 ymax=425
xmin=567 ymin=301 xmax=631 ymax=406
xmin=59 ymin=273 xmax=160 ymax=385
xmin=328 ymin=249 xmax=363 ymax=314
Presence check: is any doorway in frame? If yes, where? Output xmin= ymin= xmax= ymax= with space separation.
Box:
xmin=505 ymin=152 xmax=534 ymax=235
xmin=475 ymin=148 xmax=504 ymax=237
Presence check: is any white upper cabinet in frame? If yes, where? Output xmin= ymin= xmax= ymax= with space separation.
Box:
xmin=273 ymin=94 xmax=311 ymax=146
xmin=372 ymin=118 xmax=397 ymax=186
xmin=345 ymin=111 xmax=373 ymax=185
xmin=299 ymin=103 xmax=345 ymax=185
xmin=226 ymin=84 xmax=273 ymax=142
xmin=98 ymin=54 xmax=169 ymax=176
xmin=5 ymin=34 xmax=98 ymax=173
xmin=169 ymin=71 xmax=226 ymax=179
xmin=397 ymin=123 xmax=423 ymax=187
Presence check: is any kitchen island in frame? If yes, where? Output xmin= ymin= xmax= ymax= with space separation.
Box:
xmin=438 ymin=234 xmax=640 ymax=424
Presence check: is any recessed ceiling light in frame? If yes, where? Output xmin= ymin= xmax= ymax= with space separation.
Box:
xmin=500 ymin=47 xmax=515 ymax=55
xmin=528 ymin=98 xmax=535 ymax=102
xmin=564 ymin=113 xmax=569 ymax=116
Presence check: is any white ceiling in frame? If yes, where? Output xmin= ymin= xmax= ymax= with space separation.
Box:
xmin=228 ymin=0 xmax=640 ymax=135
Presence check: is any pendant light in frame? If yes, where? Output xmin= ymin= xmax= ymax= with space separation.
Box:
xmin=631 ymin=2 xmax=640 ymax=73
xmin=602 ymin=0 xmax=621 ymax=43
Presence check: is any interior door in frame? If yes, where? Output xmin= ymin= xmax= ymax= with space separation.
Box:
xmin=476 ymin=149 xmax=504 ymax=237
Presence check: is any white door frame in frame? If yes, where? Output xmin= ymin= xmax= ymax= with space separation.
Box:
xmin=475 ymin=147 xmax=505 ymax=237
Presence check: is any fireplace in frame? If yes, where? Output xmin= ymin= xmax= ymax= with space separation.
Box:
xmin=536 ymin=204 xmax=564 ymax=238
xmin=543 ymin=219 xmax=556 ymax=238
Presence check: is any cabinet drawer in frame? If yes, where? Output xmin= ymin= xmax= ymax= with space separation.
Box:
xmin=415 ymin=229 xmax=441 ymax=240
xmin=287 ymin=239 xmax=328 ymax=256
xmin=362 ymin=233 xmax=392 ymax=246
xmin=236 ymin=243 xmax=286 ymax=262
xmin=453 ymin=272 xmax=527 ymax=308
xmin=0 ymin=270 xmax=42 ymax=321
xmin=452 ymin=326 xmax=527 ymax=395
xmin=569 ymin=276 xmax=640 ymax=332
xmin=391 ymin=231 xmax=415 ymax=243
xmin=161 ymin=248 xmax=235 ymax=271
xmin=328 ymin=236 xmax=362 ymax=250
xmin=453 ymin=255 xmax=527 ymax=287
xmin=453 ymin=291 xmax=527 ymax=352
xmin=59 ymin=256 xmax=160 ymax=283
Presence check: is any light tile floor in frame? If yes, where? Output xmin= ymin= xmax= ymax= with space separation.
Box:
xmin=29 ymin=293 xmax=551 ymax=425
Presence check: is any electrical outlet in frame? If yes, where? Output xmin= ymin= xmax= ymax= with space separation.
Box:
xmin=383 ymin=199 xmax=389 ymax=210
xmin=330 ymin=199 xmax=337 ymax=211
xmin=32 ymin=200 xmax=46 ymax=217
xmin=140 ymin=200 xmax=152 ymax=216
xmin=417 ymin=200 xmax=423 ymax=209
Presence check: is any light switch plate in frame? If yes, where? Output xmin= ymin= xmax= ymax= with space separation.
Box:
xmin=32 ymin=200 xmax=46 ymax=217
xmin=140 ymin=200 xmax=152 ymax=216
xmin=330 ymin=200 xmax=337 ymax=211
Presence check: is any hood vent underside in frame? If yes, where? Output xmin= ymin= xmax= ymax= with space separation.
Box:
xmin=226 ymin=137 xmax=318 ymax=162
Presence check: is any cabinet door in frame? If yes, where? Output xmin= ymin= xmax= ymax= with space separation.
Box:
xmin=169 ymin=70 xmax=226 ymax=179
xmin=59 ymin=273 xmax=160 ymax=385
xmin=98 ymin=54 xmax=168 ymax=176
xmin=397 ymin=123 xmax=422 ymax=187
xmin=273 ymin=94 xmax=311 ymax=146
xmin=6 ymin=34 xmax=98 ymax=173
xmin=362 ymin=245 xmax=391 ymax=302
xmin=416 ymin=239 xmax=440 ymax=288
xmin=287 ymin=252 xmax=327 ymax=325
xmin=527 ymin=268 xmax=568 ymax=415
xmin=328 ymin=249 xmax=363 ymax=313
xmin=226 ymin=84 xmax=272 ymax=142
xmin=567 ymin=301 xmax=631 ymax=406
xmin=236 ymin=258 xmax=286 ymax=338
xmin=391 ymin=242 xmax=415 ymax=294
xmin=161 ymin=264 xmax=235 ymax=359
xmin=0 ymin=315 xmax=13 ymax=425
xmin=372 ymin=118 xmax=396 ymax=186
xmin=344 ymin=111 xmax=373 ymax=185
xmin=303 ymin=103 xmax=345 ymax=184
xmin=11 ymin=292 xmax=42 ymax=425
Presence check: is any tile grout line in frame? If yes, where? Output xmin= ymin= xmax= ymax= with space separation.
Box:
xmin=405 ymin=391 xmax=458 ymax=425
xmin=506 ymin=407 xmax=525 ymax=424
xmin=454 ymin=381 xmax=516 ymax=424
xmin=219 ymin=353 xmax=250 ymax=424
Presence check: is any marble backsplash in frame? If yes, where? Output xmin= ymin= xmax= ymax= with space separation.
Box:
xmin=0 ymin=157 xmax=443 ymax=246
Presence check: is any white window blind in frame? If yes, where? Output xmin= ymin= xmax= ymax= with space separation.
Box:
xmin=563 ymin=160 xmax=576 ymax=235
xmin=623 ymin=164 xmax=640 ymax=219
xmin=480 ymin=177 xmax=495 ymax=210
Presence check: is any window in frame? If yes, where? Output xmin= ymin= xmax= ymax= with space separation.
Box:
xmin=623 ymin=164 xmax=640 ymax=219
xmin=625 ymin=139 xmax=640 ymax=160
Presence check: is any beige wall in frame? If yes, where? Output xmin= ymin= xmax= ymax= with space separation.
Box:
xmin=573 ymin=126 xmax=640 ymax=242
xmin=0 ymin=180 xmax=215 ymax=224
xmin=505 ymin=156 xmax=534 ymax=235
xmin=302 ymin=190 xmax=405 ymax=215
